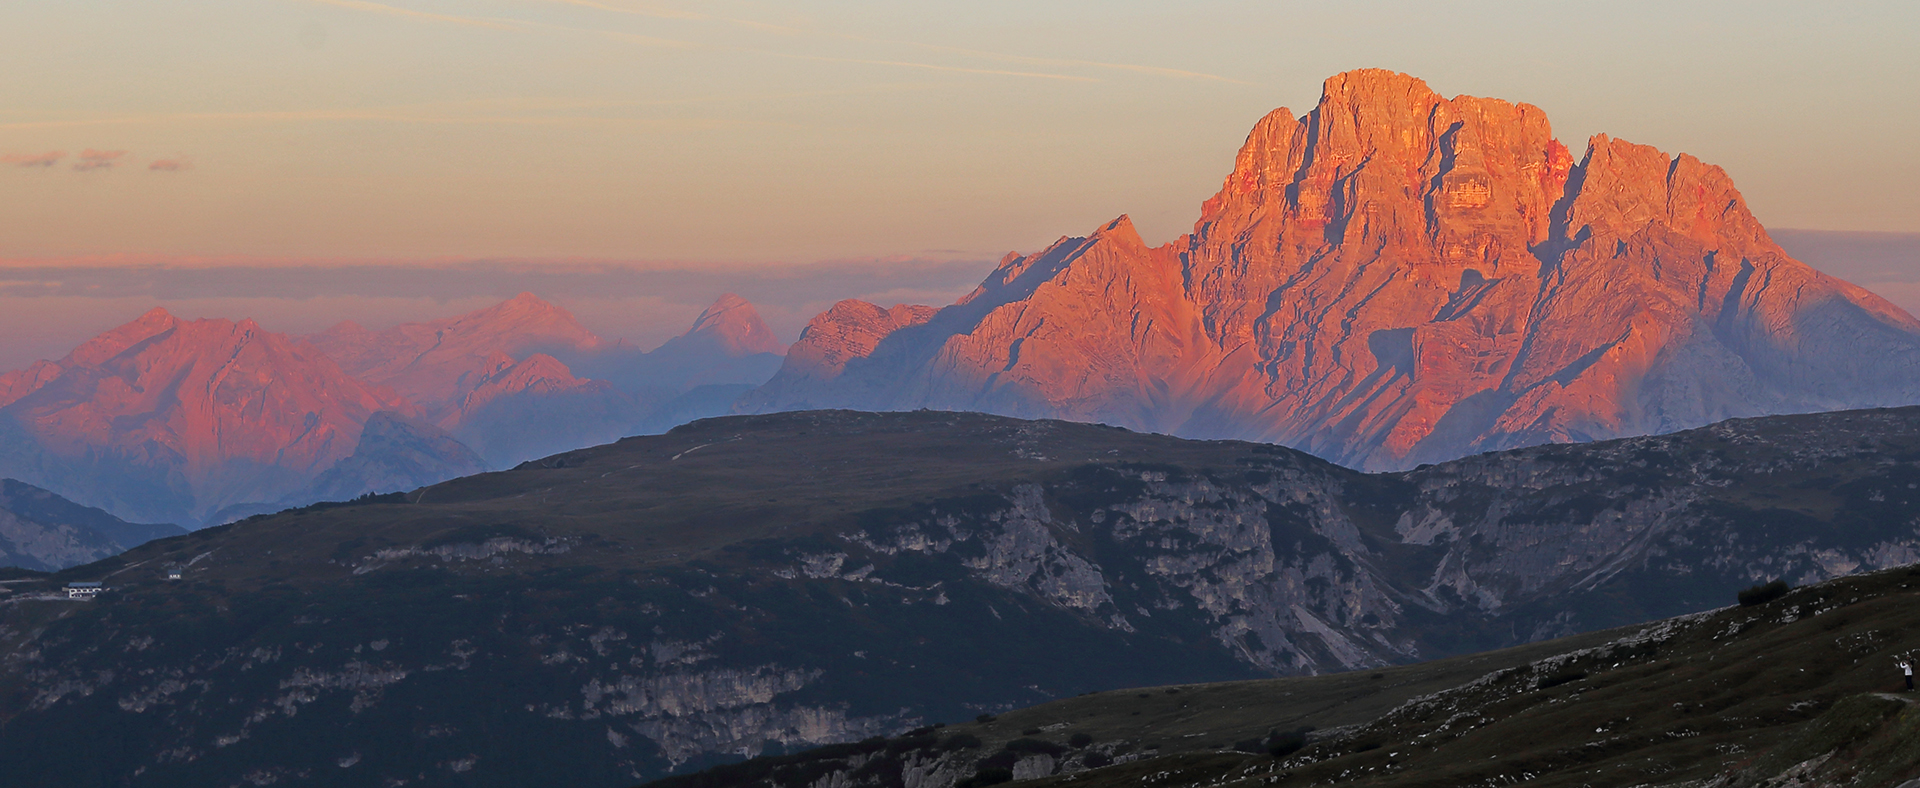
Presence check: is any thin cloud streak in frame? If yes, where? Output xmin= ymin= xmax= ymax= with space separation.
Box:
xmin=305 ymin=0 xmax=1102 ymax=82
xmin=515 ymin=0 xmax=1249 ymax=84
xmin=772 ymin=54 xmax=1099 ymax=82
xmin=149 ymin=157 xmax=192 ymax=171
xmin=0 ymin=109 xmax=752 ymax=131
xmin=880 ymin=40 xmax=1252 ymax=85
xmin=522 ymin=0 xmax=705 ymax=22
xmin=1 ymin=151 xmax=65 ymax=167
xmin=72 ymin=149 xmax=126 ymax=172
xmin=301 ymin=0 xmax=519 ymax=31
xmin=0 ymin=87 xmax=939 ymax=132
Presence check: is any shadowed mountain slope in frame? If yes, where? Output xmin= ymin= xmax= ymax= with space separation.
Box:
xmin=743 ymin=70 xmax=1920 ymax=470
xmin=579 ymin=294 xmax=790 ymax=433
xmin=8 ymin=407 xmax=1920 ymax=785
xmin=300 ymin=410 xmax=489 ymax=502
xmin=0 ymin=478 xmax=184 ymax=571
xmin=586 ymin=293 xmax=787 ymax=391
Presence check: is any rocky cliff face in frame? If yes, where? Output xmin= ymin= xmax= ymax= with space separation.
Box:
xmin=745 ymin=70 xmax=1920 ymax=470
xmin=0 ymin=478 xmax=184 ymax=571
xmin=8 ymin=408 xmax=1920 ymax=786
xmin=0 ymin=309 xmax=410 ymax=524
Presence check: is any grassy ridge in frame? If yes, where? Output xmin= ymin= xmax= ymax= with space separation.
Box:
xmin=671 ymin=565 xmax=1920 ymax=788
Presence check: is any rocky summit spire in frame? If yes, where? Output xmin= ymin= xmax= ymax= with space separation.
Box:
xmin=744 ymin=69 xmax=1920 ymax=470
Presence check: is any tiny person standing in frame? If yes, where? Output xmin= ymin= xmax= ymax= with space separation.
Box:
xmin=1901 ymin=660 xmax=1914 ymax=692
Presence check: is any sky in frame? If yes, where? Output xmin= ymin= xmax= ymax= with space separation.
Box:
xmin=1 ymin=1 xmax=1917 ymax=366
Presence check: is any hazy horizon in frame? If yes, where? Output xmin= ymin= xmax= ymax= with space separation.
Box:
xmin=0 ymin=227 xmax=1912 ymax=374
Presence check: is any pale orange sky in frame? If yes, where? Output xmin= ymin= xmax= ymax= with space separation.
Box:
xmin=2 ymin=1 xmax=1918 ymax=264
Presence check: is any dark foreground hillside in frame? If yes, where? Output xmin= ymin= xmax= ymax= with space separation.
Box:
xmin=663 ymin=565 xmax=1920 ymax=788
xmin=6 ymin=407 xmax=1920 ymax=786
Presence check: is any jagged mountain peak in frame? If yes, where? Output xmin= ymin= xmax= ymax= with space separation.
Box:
xmin=747 ymin=71 xmax=1920 ymax=470
xmin=62 ymin=305 xmax=183 ymax=367
xmin=1090 ymin=213 xmax=1143 ymax=242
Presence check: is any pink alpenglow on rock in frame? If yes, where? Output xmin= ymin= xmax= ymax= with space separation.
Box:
xmin=745 ymin=69 xmax=1920 ymax=470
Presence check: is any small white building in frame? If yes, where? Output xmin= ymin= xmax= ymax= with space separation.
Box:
xmin=165 ymin=570 xmax=182 ymax=581
xmin=65 ymin=582 xmax=105 ymax=599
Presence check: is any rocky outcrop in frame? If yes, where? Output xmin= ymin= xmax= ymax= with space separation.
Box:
xmin=745 ymin=70 xmax=1920 ymax=470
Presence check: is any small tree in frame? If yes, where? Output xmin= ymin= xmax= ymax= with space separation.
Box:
xmin=1738 ymin=579 xmax=1790 ymax=607
xmin=1267 ymin=727 xmax=1313 ymax=759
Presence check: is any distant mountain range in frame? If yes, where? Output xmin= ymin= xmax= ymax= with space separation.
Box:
xmin=0 ymin=293 xmax=786 ymax=526
xmin=6 ymin=69 xmax=1920 ymax=530
xmin=7 ymin=406 xmax=1920 ymax=786
xmin=742 ymin=69 xmax=1920 ymax=470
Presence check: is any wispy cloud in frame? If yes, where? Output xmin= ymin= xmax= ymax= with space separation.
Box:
xmin=0 ymin=85 xmax=938 ymax=132
xmin=72 ymin=149 xmax=126 ymax=172
xmin=1 ymin=151 xmax=65 ymax=168
xmin=301 ymin=0 xmax=519 ymax=31
xmin=513 ymin=0 xmax=1248 ymax=84
xmin=149 ymin=157 xmax=192 ymax=172
xmin=875 ymin=40 xmax=1252 ymax=85
xmin=304 ymin=0 xmax=1098 ymax=82
xmin=0 ymin=106 xmax=753 ymax=131
xmin=778 ymin=55 xmax=1097 ymax=82
xmin=522 ymin=0 xmax=706 ymax=23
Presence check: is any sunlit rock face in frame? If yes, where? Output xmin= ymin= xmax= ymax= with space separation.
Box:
xmin=747 ymin=69 xmax=1920 ymax=470
xmin=0 ymin=308 xmax=408 ymax=524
